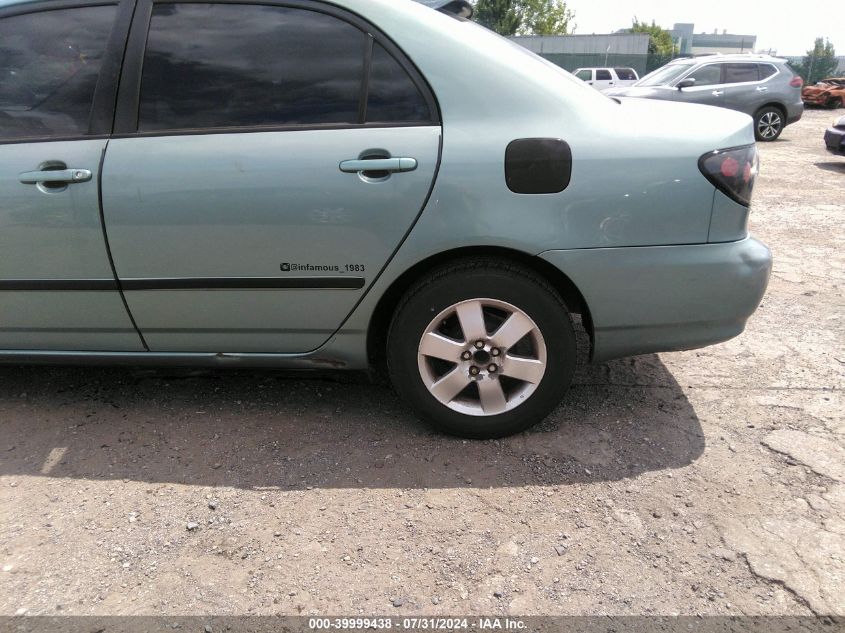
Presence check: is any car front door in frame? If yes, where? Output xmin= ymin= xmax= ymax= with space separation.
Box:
xmin=594 ymin=69 xmax=615 ymax=90
xmin=0 ymin=1 xmax=144 ymax=352
xmin=101 ymin=0 xmax=441 ymax=353
xmin=674 ymin=63 xmax=726 ymax=109
xmin=574 ymin=69 xmax=593 ymax=86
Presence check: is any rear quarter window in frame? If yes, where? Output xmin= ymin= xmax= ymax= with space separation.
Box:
xmin=758 ymin=64 xmax=777 ymax=80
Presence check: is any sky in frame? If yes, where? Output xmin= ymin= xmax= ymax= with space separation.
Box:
xmin=563 ymin=0 xmax=841 ymax=57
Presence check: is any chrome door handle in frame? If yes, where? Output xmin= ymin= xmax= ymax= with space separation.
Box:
xmin=339 ymin=158 xmax=417 ymax=173
xmin=712 ymin=90 xmax=724 ymax=96
xmin=756 ymin=86 xmax=769 ymax=92
xmin=18 ymin=169 xmax=92 ymax=184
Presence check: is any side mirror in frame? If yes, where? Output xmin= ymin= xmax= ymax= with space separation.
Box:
xmin=677 ymin=78 xmax=696 ymax=90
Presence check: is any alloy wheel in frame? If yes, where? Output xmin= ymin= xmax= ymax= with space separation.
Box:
xmin=416 ymin=298 xmax=547 ymax=416
xmin=757 ymin=111 xmax=782 ymax=139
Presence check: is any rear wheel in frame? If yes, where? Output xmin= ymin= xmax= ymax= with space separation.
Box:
xmin=386 ymin=259 xmax=576 ymax=439
xmin=754 ymin=106 xmax=785 ymax=141
xmin=828 ymin=97 xmax=843 ymax=110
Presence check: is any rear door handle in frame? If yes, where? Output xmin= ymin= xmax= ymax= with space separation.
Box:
xmin=712 ymin=90 xmax=724 ymax=96
xmin=339 ymin=158 xmax=417 ymax=173
xmin=19 ymin=169 xmax=92 ymax=184
xmin=756 ymin=86 xmax=769 ymax=92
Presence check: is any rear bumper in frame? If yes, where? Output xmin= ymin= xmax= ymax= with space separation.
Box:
xmin=786 ymin=102 xmax=804 ymax=125
xmin=540 ymin=237 xmax=772 ymax=362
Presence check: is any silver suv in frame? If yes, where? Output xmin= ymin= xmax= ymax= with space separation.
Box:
xmin=605 ymin=54 xmax=804 ymax=141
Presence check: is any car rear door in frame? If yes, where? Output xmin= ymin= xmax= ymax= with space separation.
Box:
xmin=101 ymin=0 xmax=441 ymax=353
xmin=722 ymin=63 xmax=769 ymax=115
xmin=0 ymin=0 xmax=144 ymax=352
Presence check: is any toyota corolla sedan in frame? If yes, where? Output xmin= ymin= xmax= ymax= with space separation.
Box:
xmin=0 ymin=0 xmax=771 ymax=438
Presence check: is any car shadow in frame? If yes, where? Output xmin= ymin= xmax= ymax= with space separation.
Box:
xmin=815 ymin=160 xmax=845 ymax=173
xmin=0 ymin=354 xmax=703 ymax=490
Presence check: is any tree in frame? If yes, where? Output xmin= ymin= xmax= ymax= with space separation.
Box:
xmin=630 ymin=19 xmax=678 ymax=57
xmin=519 ymin=0 xmax=575 ymax=36
xmin=473 ymin=0 xmax=574 ymax=37
xmin=473 ymin=0 xmax=521 ymax=36
xmin=792 ymin=38 xmax=838 ymax=85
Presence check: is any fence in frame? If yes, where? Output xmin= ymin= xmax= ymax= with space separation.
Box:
xmin=537 ymin=52 xmax=677 ymax=77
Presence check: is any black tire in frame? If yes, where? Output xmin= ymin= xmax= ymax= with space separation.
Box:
xmin=828 ymin=97 xmax=843 ymax=110
xmin=754 ymin=106 xmax=785 ymax=142
xmin=386 ymin=258 xmax=577 ymax=439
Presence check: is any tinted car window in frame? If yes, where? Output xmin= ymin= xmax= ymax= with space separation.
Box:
xmin=138 ymin=4 xmax=365 ymax=131
xmin=575 ymin=69 xmax=592 ymax=81
xmin=614 ymin=68 xmax=637 ymax=81
xmin=758 ymin=64 xmax=777 ymax=80
xmin=637 ymin=62 xmax=694 ymax=87
xmin=724 ymin=63 xmax=759 ymax=84
xmin=0 ymin=6 xmax=116 ymax=141
xmin=366 ymin=42 xmax=430 ymax=123
xmin=596 ymin=69 xmax=612 ymax=81
xmin=686 ymin=64 xmax=722 ymax=87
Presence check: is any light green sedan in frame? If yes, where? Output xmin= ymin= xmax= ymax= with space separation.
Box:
xmin=0 ymin=0 xmax=771 ymax=437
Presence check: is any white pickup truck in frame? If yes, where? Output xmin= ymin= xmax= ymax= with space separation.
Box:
xmin=573 ymin=67 xmax=639 ymax=90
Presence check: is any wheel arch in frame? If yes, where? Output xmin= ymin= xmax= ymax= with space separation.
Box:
xmin=366 ymin=246 xmax=594 ymax=369
xmin=756 ymin=101 xmax=787 ymax=118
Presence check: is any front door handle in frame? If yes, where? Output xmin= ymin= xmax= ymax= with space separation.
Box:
xmin=18 ymin=169 xmax=92 ymax=185
xmin=712 ymin=90 xmax=724 ymax=96
xmin=339 ymin=158 xmax=417 ymax=174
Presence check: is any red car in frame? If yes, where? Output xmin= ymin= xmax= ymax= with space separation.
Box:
xmin=802 ymin=78 xmax=845 ymax=109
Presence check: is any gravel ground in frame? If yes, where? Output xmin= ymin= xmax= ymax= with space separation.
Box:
xmin=0 ymin=108 xmax=843 ymax=617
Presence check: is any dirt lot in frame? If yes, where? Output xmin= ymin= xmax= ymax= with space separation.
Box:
xmin=1 ymin=109 xmax=843 ymax=618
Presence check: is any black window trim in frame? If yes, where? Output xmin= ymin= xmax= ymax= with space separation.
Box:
xmin=0 ymin=0 xmax=136 ymax=146
xmin=112 ymin=0 xmax=442 ymax=137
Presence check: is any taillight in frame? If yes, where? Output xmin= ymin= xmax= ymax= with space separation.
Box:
xmin=789 ymin=76 xmax=803 ymax=87
xmin=699 ymin=145 xmax=758 ymax=206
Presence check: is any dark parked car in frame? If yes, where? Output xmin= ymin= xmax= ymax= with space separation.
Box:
xmin=605 ymin=53 xmax=804 ymax=141
xmin=824 ymin=115 xmax=845 ymax=155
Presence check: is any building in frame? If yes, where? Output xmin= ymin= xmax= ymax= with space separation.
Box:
xmin=669 ymin=23 xmax=756 ymax=56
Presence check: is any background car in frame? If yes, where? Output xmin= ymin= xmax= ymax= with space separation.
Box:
xmin=0 ymin=0 xmax=771 ymax=438
xmin=824 ymin=115 xmax=845 ymax=155
xmin=572 ymin=67 xmax=639 ymax=90
xmin=802 ymin=78 xmax=845 ymax=109
xmin=605 ymin=53 xmax=804 ymax=141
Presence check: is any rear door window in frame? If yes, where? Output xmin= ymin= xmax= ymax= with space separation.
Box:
xmin=0 ymin=6 xmax=116 ymax=141
xmin=138 ymin=4 xmax=366 ymax=131
xmin=724 ymin=63 xmax=760 ymax=84
xmin=596 ymin=69 xmax=612 ymax=81
xmin=685 ymin=64 xmax=722 ymax=87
